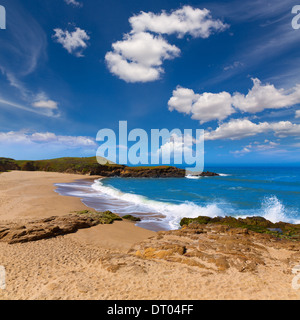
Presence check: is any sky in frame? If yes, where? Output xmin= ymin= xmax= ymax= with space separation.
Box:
xmin=0 ymin=0 xmax=300 ymax=166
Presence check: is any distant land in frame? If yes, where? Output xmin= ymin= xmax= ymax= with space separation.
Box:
xmin=0 ymin=157 xmax=219 ymax=178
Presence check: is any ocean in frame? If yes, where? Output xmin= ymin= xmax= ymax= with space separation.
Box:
xmin=55 ymin=166 xmax=300 ymax=231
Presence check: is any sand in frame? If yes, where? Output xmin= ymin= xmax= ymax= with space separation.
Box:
xmin=0 ymin=171 xmax=299 ymax=300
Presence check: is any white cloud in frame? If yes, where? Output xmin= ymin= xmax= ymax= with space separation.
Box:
xmin=106 ymin=6 xmax=227 ymax=82
xmin=64 ymin=0 xmax=82 ymax=7
xmin=232 ymin=140 xmax=279 ymax=155
xmin=32 ymin=100 xmax=58 ymax=110
xmin=0 ymin=131 xmax=96 ymax=148
xmin=223 ymin=61 xmax=243 ymax=71
xmin=105 ymin=32 xmax=180 ymax=82
xmin=205 ymin=119 xmax=269 ymax=140
xmin=53 ymin=27 xmax=90 ymax=57
xmin=129 ymin=6 xmax=228 ymax=38
xmin=0 ymin=68 xmax=60 ymax=118
xmin=168 ymin=86 xmax=234 ymax=123
xmin=205 ymin=118 xmax=300 ymax=140
xmin=0 ymin=98 xmax=60 ymax=118
xmin=157 ymin=133 xmax=194 ymax=156
xmin=169 ymin=78 xmax=300 ymax=123
xmin=232 ymin=78 xmax=300 ymax=113
xmin=296 ymin=110 xmax=300 ymax=118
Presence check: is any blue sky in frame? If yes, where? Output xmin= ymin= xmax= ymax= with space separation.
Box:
xmin=0 ymin=0 xmax=300 ymax=166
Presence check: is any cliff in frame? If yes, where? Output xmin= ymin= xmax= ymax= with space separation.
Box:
xmin=0 ymin=157 xmax=219 ymax=178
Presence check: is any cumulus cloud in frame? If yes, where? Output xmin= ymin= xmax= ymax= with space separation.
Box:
xmin=53 ymin=27 xmax=90 ymax=57
xmin=157 ymin=133 xmax=195 ymax=156
xmin=0 ymin=131 xmax=96 ymax=147
xmin=169 ymin=78 xmax=300 ymax=123
xmin=129 ymin=6 xmax=228 ymax=38
xmin=105 ymin=6 xmax=227 ymax=82
xmin=232 ymin=78 xmax=300 ymax=113
xmin=105 ymin=33 xmax=180 ymax=83
xmin=168 ymin=86 xmax=234 ymax=124
xmin=205 ymin=119 xmax=300 ymax=140
xmin=296 ymin=110 xmax=300 ymax=118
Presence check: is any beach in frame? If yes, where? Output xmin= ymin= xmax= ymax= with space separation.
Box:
xmin=0 ymin=171 xmax=300 ymax=300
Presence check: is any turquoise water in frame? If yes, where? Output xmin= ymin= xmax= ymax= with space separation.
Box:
xmin=55 ymin=167 xmax=300 ymax=231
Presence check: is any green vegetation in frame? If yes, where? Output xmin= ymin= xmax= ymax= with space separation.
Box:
xmin=180 ymin=216 xmax=300 ymax=240
xmin=122 ymin=215 xmax=141 ymax=222
xmin=15 ymin=157 xmax=118 ymax=174
xmin=0 ymin=157 xmax=20 ymax=172
xmin=76 ymin=210 xmax=123 ymax=224
xmin=0 ymin=156 xmax=186 ymax=177
xmin=0 ymin=156 xmax=122 ymax=175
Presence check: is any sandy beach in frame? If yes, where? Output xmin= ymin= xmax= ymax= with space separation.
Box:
xmin=0 ymin=171 xmax=300 ymax=300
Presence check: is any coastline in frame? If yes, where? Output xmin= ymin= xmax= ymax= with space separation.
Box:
xmin=0 ymin=171 xmax=300 ymax=300
xmin=0 ymin=171 xmax=154 ymax=244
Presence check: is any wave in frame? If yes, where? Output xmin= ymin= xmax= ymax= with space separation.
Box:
xmin=185 ymin=175 xmax=201 ymax=180
xmin=91 ymin=179 xmax=224 ymax=229
xmin=261 ymin=195 xmax=295 ymax=223
xmin=56 ymin=179 xmax=300 ymax=230
xmin=91 ymin=180 xmax=300 ymax=229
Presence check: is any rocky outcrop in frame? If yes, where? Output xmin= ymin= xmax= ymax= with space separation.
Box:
xmin=0 ymin=158 xmax=20 ymax=172
xmin=90 ymin=166 xmax=219 ymax=178
xmin=0 ymin=157 xmax=220 ymax=178
xmin=0 ymin=211 xmax=122 ymax=244
xmin=122 ymin=215 xmax=141 ymax=222
xmin=129 ymin=221 xmax=300 ymax=273
xmin=90 ymin=165 xmax=186 ymax=177
xmin=180 ymin=216 xmax=300 ymax=241
xmin=199 ymin=171 xmax=219 ymax=177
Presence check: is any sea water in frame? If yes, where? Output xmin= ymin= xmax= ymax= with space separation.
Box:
xmin=55 ymin=166 xmax=300 ymax=231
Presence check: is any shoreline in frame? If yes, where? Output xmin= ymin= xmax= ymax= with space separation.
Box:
xmin=0 ymin=171 xmax=300 ymax=300
xmin=0 ymin=171 xmax=155 ymax=245
xmin=55 ymin=176 xmax=169 ymax=232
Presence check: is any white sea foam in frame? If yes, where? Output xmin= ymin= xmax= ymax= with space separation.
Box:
xmin=237 ymin=195 xmax=300 ymax=224
xmin=56 ymin=179 xmax=300 ymax=230
xmin=262 ymin=195 xmax=289 ymax=223
xmin=185 ymin=175 xmax=201 ymax=179
xmin=91 ymin=179 xmax=224 ymax=229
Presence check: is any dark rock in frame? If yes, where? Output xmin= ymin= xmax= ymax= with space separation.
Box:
xmin=199 ymin=171 xmax=220 ymax=177
xmin=122 ymin=215 xmax=141 ymax=222
xmin=180 ymin=215 xmax=300 ymax=241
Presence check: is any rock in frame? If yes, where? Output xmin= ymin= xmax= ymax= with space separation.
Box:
xmin=0 ymin=211 xmax=122 ymax=244
xmin=199 ymin=171 xmax=220 ymax=177
xmin=122 ymin=215 xmax=141 ymax=222
xmin=129 ymin=220 xmax=300 ymax=273
xmin=179 ymin=215 xmax=300 ymax=241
